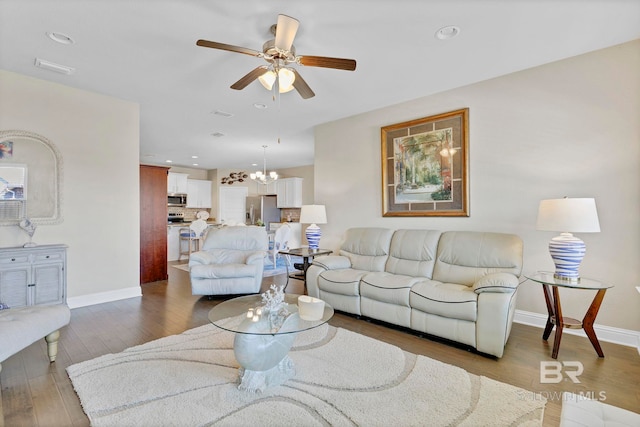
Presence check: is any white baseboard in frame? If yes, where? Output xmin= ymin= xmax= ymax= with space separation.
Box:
xmin=514 ymin=309 xmax=640 ymax=353
xmin=67 ymin=286 xmax=142 ymax=309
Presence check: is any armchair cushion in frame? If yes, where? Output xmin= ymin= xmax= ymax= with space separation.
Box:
xmin=190 ymin=263 xmax=260 ymax=279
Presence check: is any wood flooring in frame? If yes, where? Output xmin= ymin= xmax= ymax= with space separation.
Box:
xmin=1 ymin=263 xmax=638 ymax=426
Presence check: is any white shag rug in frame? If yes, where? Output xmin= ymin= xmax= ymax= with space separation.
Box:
xmin=67 ymin=324 xmax=545 ymax=426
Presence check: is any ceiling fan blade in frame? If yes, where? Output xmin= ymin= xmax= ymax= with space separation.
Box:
xmin=291 ymin=69 xmax=315 ymax=99
xmin=196 ymin=39 xmax=262 ymax=57
xmin=274 ymin=14 xmax=299 ymax=51
xmin=230 ymin=66 xmax=269 ymax=90
xmin=298 ymin=55 xmax=357 ymax=71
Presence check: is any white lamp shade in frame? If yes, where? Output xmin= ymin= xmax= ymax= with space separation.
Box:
xmin=258 ymin=68 xmax=295 ymax=93
xmin=536 ymin=198 xmax=600 ymax=233
xmin=299 ymin=205 xmax=327 ymax=225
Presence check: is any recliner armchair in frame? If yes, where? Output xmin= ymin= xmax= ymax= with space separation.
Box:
xmin=188 ymin=226 xmax=268 ymax=296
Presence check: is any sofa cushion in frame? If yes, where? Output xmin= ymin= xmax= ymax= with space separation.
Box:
xmin=317 ymin=269 xmax=368 ymax=297
xmin=361 ymin=272 xmax=424 ymax=307
xmin=410 ymin=280 xmax=478 ymax=322
xmin=339 ymin=228 xmax=393 ymax=272
xmin=385 ymin=229 xmax=441 ymax=278
xmin=432 ymin=231 xmax=523 ymax=286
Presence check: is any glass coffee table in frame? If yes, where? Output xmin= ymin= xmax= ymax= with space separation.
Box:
xmin=208 ymin=293 xmax=333 ymax=392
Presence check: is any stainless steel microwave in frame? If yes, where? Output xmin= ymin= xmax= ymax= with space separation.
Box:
xmin=167 ymin=193 xmax=187 ymax=207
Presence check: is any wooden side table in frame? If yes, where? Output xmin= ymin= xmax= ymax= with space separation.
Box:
xmin=526 ymin=272 xmax=613 ymax=359
xmin=278 ymin=248 xmax=332 ymax=291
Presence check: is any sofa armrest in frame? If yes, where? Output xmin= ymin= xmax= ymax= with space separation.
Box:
xmin=473 ymin=272 xmax=519 ymax=294
xmin=311 ymin=255 xmax=352 ymax=270
xmin=246 ymin=251 xmax=267 ymax=264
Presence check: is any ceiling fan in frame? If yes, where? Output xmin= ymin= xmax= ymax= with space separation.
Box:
xmin=196 ymin=14 xmax=357 ymax=99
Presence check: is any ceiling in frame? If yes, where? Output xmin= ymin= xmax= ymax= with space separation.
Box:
xmin=1 ymin=1 xmax=639 ymax=171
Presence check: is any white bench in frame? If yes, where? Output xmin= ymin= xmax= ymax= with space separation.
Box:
xmin=0 ymin=304 xmax=71 ymax=373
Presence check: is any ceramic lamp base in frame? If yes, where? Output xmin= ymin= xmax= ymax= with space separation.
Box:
xmin=549 ymin=232 xmax=586 ymax=282
xmin=305 ymin=223 xmax=321 ymax=249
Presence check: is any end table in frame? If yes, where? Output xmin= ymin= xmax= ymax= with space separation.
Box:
xmin=278 ymin=247 xmax=332 ymax=291
xmin=526 ymin=271 xmax=613 ymax=359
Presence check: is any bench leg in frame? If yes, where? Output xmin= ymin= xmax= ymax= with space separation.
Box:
xmin=45 ymin=330 xmax=60 ymax=362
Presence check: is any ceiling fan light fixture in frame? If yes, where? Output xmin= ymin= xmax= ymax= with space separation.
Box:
xmin=258 ymin=68 xmax=296 ymax=93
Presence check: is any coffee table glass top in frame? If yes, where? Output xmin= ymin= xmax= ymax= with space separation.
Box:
xmin=208 ymin=294 xmax=333 ymax=335
xmin=526 ymin=271 xmax=612 ymax=290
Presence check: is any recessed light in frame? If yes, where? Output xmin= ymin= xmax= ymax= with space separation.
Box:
xmin=165 ymin=160 xmax=173 ymax=163
xmin=192 ymin=163 xmax=199 ymax=166
xmin=254 ymin=103 xmax=267 ymax=109
xmin=251 ymin=163 xmax=258 ymax=167
xmin=435 ymin=25 xmax=460 ymax=40
xmin=34 ymin=58 xmax=75 ymax=75
xmin=46 ymin=31 xmax=75 ymax=45
xmin=191 ymin=155 xmax=199 ymax=159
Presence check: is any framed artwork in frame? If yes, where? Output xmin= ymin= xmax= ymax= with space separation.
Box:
xmin=381 ymin=108 xmax=469 ymax=217
xmin=0 ymin=141 xmax=13 ymax=159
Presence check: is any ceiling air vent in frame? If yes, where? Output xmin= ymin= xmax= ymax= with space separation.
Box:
xmin=34 ymin=58 xmax=75 ymax=75
xmin=211 ymin=132 xmax=225 ymax=138
xmin=212 ymin=110 xmax=234 ymax=118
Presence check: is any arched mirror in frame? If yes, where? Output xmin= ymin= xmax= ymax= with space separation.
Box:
xmin=0 ymin=130 xmax=63 ymax=225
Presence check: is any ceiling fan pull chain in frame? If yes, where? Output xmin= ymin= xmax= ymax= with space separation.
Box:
xmin=274 ymin=69 xmax=282 ymax=143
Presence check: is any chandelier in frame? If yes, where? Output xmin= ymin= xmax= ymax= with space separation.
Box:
xmin=250 ymin=145 xmax=278 ymax=184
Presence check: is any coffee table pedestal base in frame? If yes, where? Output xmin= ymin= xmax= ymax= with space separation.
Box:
xmin=238 ymin=355 xmax=295 ymax=393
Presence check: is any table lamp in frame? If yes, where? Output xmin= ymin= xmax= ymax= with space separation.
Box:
xmin=300 ymin=204 xmax=327 ymax=250
xmin=536 ymin=197 xmax=600 ymax=282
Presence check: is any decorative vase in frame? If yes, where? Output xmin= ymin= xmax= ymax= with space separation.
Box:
xmin=305 ymin=224 xmax=321 ymax=249
xmin=549 ymin=233 xmax=586 ymax=282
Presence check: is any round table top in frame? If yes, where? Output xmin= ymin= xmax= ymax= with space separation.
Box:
xmin=525 ymin=271 xmax=613 ymax=290
xmin=208 ymin=294 xmax=333 ymax=335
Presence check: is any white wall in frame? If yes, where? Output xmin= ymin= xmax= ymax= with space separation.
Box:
xmin=0 ymin=70 xmax=141 ymax=306
xmin=314 ymin=40 xmax=639 ymax=332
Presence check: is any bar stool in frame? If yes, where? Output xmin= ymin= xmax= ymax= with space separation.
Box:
xmin=179 ymin=218 xmax=209 ymax=260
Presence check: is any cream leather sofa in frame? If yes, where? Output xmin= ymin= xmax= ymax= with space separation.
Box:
xmin=189 ymin=226 xmax=268 ymax=296
xmin=306 ymin=228 xmax=523 ymax=358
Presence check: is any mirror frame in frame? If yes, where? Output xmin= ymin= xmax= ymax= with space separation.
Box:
xmin=0 ymin=130 xmax=63 ymax=225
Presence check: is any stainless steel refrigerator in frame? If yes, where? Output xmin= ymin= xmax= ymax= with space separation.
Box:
xmin=246 ymin=195 xmax=281 ymax=228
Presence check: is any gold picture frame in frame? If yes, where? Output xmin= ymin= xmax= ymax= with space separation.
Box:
xmin=381 ymin=108 xmax=469 ymax=217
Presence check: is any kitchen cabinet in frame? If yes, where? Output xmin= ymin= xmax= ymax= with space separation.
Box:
xmin=167 ymin=172 xmax=188 ymax=194
xmin=0 ymin=244 xmax=67 ymax=307
xmin=186 ymin=179 xmax=212 ymax=208
xmin=141 ymin=165 xmax=169 ymax=283
xmin=167 ymin=225 xmax=181 ymax=262
xmin=257 ymin=180 xmax=278 ymax=196
xmin=276 ymin=177 xmax=303 ymax=208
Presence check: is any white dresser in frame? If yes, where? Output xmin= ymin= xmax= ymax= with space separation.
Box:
xmin=0 ymin=244 xmax=67 ymax=307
